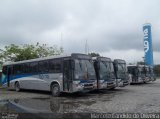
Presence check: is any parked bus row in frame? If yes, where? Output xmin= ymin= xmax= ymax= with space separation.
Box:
xmin=127 ymin=65 xmax=156 ymax=84
xmin=1 ymin=53 xmax=155 ymax=96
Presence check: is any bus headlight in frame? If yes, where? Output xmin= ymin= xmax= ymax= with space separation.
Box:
xmin=100 ymin=80 xmax=105 ymax=83
xmin=117 ymin=79 xmax=122 ymax=83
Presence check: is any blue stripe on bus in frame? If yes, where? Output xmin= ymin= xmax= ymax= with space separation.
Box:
xmin=2 ymin=74 xmax=33 ymax=84
xmin=2 ymin=73 xmax=95 ymax=85
xmin=79 ymin=79 xmax=95 ymax=83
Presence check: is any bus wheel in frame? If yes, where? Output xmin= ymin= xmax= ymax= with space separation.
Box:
xmin=15 ymin=82 xmax=20 ymax=92
xmin=51 ymin=84 xmax=60 ymax=97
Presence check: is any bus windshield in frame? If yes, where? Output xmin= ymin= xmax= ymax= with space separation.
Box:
xmin=138 ymin=67 xmax=144 ymax=77
xmin=149 ymin=68 xmax=154 ymax=76
xmin=145 ymin=67 xmax=150 ymax=76
xmin=99 ymin=61 xmax=110 ymax=80
xmin=128 ymin=67 xmax=137 ymax=76
xmin=118 ymin=63 xmax=126 ymax=72
xmin=110 ymin=62 xmax=114 ymax=73
xmin=117 ymin=63 xmax=126 ymax=78
xmin=110 ymin=62 xmax=115 ymax=79
xmin=141 ymin=67 xmax=146 ymax=76
xmin=74 ymin=59 xmax=96 ymax=80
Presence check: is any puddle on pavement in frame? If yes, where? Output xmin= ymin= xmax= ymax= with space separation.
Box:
xmin=0 ymin=96 xmax=97 ymax=114
xmin=0 ymin=90 xmax=118 ymax=118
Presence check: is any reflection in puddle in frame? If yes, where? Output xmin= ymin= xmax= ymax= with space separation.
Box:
xmin=0 ymin=90 xmax=117 ymax=119
xmin=0 ymin=97 xmax=96 ymax=113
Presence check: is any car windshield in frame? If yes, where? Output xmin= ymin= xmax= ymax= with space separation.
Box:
xmin=74 ymin=59 xmax=96 ymax=80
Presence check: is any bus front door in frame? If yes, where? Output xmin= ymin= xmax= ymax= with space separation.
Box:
xmin=7 ymin=67 xmax=12 ymax=87
xmin=63 ymin=59 xmax=72 ymax=92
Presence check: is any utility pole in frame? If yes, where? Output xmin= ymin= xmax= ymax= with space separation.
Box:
xmin=60 ymin=32 xmax=64 ymax=54
xmin=85 ymin=39 xmax=89 ymax=54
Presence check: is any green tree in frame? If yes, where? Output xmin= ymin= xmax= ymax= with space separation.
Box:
xmin=137 ymin=61 xmax=145 ymax=65
xmin=0 ymin=43 xmax=63 ymax=62
xmin=88 ymin=52 xmax=100 ymax=57
xmin=154 ymin=65 xmax=160 ymax=77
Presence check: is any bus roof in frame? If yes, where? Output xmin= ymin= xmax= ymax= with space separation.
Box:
xmin=127 ymin=65 xmax=144 ymax=69
xmin=114 ymin=59 xmax=126 ymax=64
xmin=3 ymin=53 xmax=91 ymax=66
xmin=127 ymin=65 xmax=137 ymax=67
xmin=92 ymin=56 xmax=111 ymax=62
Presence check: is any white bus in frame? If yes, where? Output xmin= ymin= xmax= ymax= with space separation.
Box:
xmin=127 ymin=65 xmax=146 ymax=84
xmin=1 ymin=53 xmax=97 ymax=96
xmin=149 ymin=66 xmax=156 ymax=82
xmin=92 ymin=57 xmax=116 ymax=90
xmin=113 ymin=59 xmax=129 ymax=87
xmin=144 ymin=65 xmax=151 ymax=83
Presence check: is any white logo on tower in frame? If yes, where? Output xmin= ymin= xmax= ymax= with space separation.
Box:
xmin=143 ymin=28 xmax=149 ymax=53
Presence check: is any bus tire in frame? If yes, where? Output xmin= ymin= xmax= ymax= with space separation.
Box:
xmin=51 ymin=84 xmax=60 ymax=97
xmin=15 ymin=82 xmax=20 ymax=92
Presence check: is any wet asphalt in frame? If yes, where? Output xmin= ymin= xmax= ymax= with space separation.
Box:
xmin=0 ymin=80 xmax=160 ymax=116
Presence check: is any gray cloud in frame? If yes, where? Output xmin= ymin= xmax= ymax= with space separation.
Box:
xmin=0 ymin=0 xmax=160 ymax=63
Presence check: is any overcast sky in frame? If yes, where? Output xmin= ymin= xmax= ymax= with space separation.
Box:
xmin=0 ymin=0 xmax=160 ymax=64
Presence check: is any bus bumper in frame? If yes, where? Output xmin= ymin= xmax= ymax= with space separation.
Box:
xmin=106 ymin=81 xmax=116 ymax=89
xmin=144 ymin=77 xmax=150 ymax=83
xmin=138 ymin=78 xmax=144 ymax=83
xmin=72 ymin=81 xmax=97 ymax=92
xmin=130 ymin=78 xmax=144 ymax=84
xmin=117 ymin=79 xmax=129 ymax=87
xmin=116 ymin=79 xmax=123 ymax=87
xmin=123 ymin=80 xmax=129 ymax=86
xmin=97 ymin=80 xmax=108 ymax=89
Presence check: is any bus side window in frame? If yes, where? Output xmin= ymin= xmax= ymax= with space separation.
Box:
xmin=23 ymin=63 xmax=30 ymax=74
xmin=49 ymin=59 xmax=62 ymax=73
xmin=2 ymin=66 xmax=7 ymax=75
xmin=38 ymin=60 xmax=49 ymax=73
xmin=55 ymin=62 xmax=61 ymax=73
xmin=29 ymin=62 xmax=38 ymax=74
xmin=13 ymin=65 xmax=15 ymax=75
xmin=18 ymin=64 xmax=22 ymax=75
xmin=19 ymin=64 xmax=24 ymax=74
xmin=13 ymin=65 xmax=21 ymax=75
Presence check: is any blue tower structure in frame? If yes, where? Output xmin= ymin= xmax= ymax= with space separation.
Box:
xmin=143 ymin=23 xmax=154 ymax=66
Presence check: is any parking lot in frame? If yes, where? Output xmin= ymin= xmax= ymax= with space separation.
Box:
xmin=0 ymin=80 xmax=160 ymax=118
